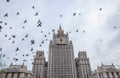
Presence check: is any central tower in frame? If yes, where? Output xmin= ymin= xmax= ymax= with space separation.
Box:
xmin=47 ymin=26 xmax=77 ymax=78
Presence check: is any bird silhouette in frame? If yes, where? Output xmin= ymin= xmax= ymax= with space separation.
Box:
xmin=16 ymin=12 xmax=19 ymax=15
xmin=32 ymin=6 xmax=35 ymax=9
xmin=35 ymin=12 xmax=38 ymax=16
xmin=37 ymin=22 xmax=42 ymax=27
xmin=31 ymin=40 xmax=35 ymax=45
xmin=60 ymin=15 xmax=63 ymax=17
xmin=23 ymin=19 xmax=27 ymax=24
xmin=11 ymin=35 xmax=16 ymax=38
xmin=0 ymin=48 xmax=2 ymax=51
xmin=76 ymin=29 xmax=79 ymax=32
xmin=73 ymin=13 xmax=76 ymax=16
xmin=4 ymin=13 xmax=8 ymax=17
xmin=5 ymin=34 xmax=7 ymax=37
xmin=0 ymin=25 xmax=3 ymax=32
xmin=4 ymin=23 xmax=7 ymax=25
xmin=99 ymin=8 xmax=102 ymax=11
xmin=15 ymin=47 xmax=19 ymax=52
xmin=30 ymin=48 xmax=33 ymax=51
xmin=0 ymin=21 xmax=2 ymax=23
xmin=25 ymin=34 xmax=28 ymax=38
xmin=6 ymin=0 xmax=10 ymax=2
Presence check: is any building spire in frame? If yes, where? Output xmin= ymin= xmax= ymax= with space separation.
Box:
xmin=57 ymin=24 xmax=64 ymax=35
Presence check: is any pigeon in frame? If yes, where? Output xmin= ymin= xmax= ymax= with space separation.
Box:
xmin=41 ymin=31 xmax=43 ymax=33
xmin=99 ymin=8 xmax=102 ymax=11
xmin=0 ymin=48 xmax=2 ymax=51
xmin=37 ymin=19 xmax=41 ymax=24
xmin=82 ymin=30 xmax=85 ymax=33
xmin=22 ymin=38 xmax=24 ymax=41
xmin=4 ymin=34 xmax=7 ymax=37
xmin=0 ymin=25 xmax=3 ymax=32
xmin=35 ymin=12 xmax=38 ymax=16
xmin=0 ymin=21 xmax=2 ymax=23
xmin=37 ymin=23 xmax=42 ymax=27
xmin=4 ymin=13 xmax=8 ymax=17
xmin=25 ymin=34 xmax=28 ymax=38
xmin=22 ymin=26 xmax=25 ymax=29
xmin=44 ymin=35 xmax=47 ymax=37
xmin=39 ymin=44 xmax=42 ymax=47
xmin=30 ymin=48 xmax=33 ymax=51
xmin=76 ymin=29 xmax=79 ymax=32
xmin=31 ymin=40 xmax=35 ymax=45
xmin=78 ymin=13 xmax=81 ymax=15
xmin=11 ymin=35 xmax=16 ymax=38
xmin=6 ymin=0 xmax=10 ymax=2
xmin=9 ymin=37 xmax=11 ymax=40
xmin=73 ymin=13 xmax=76 ymax=16
xmin=23 ymin=19 xmax=27 ymax=24
xmin=32 ymin=6 xmax=35 ymax=9
xmin=60 ymin=15 xmax=63 ymax=17
xmin=12 ymin=40 xmax=15 ymax=44
xmin=52 ymin=29 xmax=55 ymax=32
xmin=10 ymin=27 xmax=12 ymax=29
xmin=4 ymin=23 xmax=7 ymax=25
xmin=114 ymin=26 xmax=117 ymax=28
xmin=15 ymin=47 xmax=19 ymax=52
xmin=16 ymin=12 xmax=19 ymax=15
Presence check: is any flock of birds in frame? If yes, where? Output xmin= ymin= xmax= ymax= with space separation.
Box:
xmin=0 ymin=0 xmax=119 ymax=68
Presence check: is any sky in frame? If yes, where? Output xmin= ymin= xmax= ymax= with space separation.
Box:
xmin=0 ymin=0 xmax=120 ymax=71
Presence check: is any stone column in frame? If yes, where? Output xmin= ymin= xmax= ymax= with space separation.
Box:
xmin=108 ymin=72 xmax=113 ymax=78
xmin=103 ymin=72 xmax=107 ymax=78
xmin=114 ymin=73 xmax=118 ymax=78
xmin=7 ymin=73 xmax=12 ymax=78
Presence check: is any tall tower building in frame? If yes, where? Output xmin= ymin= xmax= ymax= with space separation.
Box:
xmin=47 ymin=26 xmax=77 ymax=78
xmin=76 ymin=51 xmax=92 ymax=78
xmin=32 ymin=51 xmax=46 ymax=78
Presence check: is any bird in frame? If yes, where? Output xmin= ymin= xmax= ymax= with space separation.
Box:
xmin=32 ymin=6 xmax=35 ymax=9
xmin=15 ymin=47 xmax=19 ymax=52
xmin=10 ymin=27 xmax=12 ymax=29
xmin=22 ymin=26 xmax=25 ymax=29
xmin=30 ymin=48 xmax=33 ymax=51
xmin=0 ymin=48 xmax=2 ymax=51
xmin=6 ymin=0 xmax=10 ymax=2
xmin=9 ymin=37 xmax=11 ymax=40
xmin=60 ymin=15 xmax=63 ymax=17
xmin=78 ymin=13 xmax=81 ymax=15
xmin=0 ymin=21 xmax=2 ymax=23
xmin=35 ymin=12 xmax=38 ymax=16
xmin=16 ymin=12 xmax=19 ymax=15
xmin=23 ymin=19 xmax=27 ymax=24
xmin=82 ymin=30 xmax=85 ymax=33
xmin=37 ymin=23 xmax=42 ymax=27
xmin=5 ymin=34 xmax=7 ymax=37
xmin=52 ymin=29 xmax=55 ymax=32
xmin=114 ymin=26 xmax=117 ymax=28
xmin=4 ymin=13 xmax=8 ymax=17
xmin=31 ymin=40 xmax=35 ymax=45
xmin=73 ymin=12 xmax=76 ymax=16
xmin=76 ymin=29 xmax=79 ymax=32
xmin=44 ymin=35 xmax=47 ymax=37
xmin=39 ymin=44 xmax=42 ymax=47
xmin=0 ymin=25 xmax=3 ymax=32
xmin=4 ymin=23 xmax=7 ymax=25
xmin=25 ymin=34 xmax=28 ymax=38
xmin=11 ymin=35 xmax=16 ymax=38
xmin=41 ymin=31 xmax=43 ymax=33
xmin=12 ymin=40 xmax=15 ymax=44
xmin=99 ymin=8 xmax=102 ymax=11
xmin=22 ymin=38 xmax=24 ymax=41
xmin=37 ymin=19 xmax=41 ymax=24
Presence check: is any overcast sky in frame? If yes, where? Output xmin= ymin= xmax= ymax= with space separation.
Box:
xmin=0 ymin=0 xmax=120 ymax=71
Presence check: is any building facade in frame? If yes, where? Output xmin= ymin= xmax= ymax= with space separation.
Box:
xmin=0 ymin=63 xmax=33 ymax=78
xmin=92 ymin=63 xmax=120 ymax=78
xmin=47 ymin=26 xmax=77 ymax=78
xmin=76 ymin=51 xmax=92 ymax=78
xmin=32 ymin=51 xmax=46 ymax=78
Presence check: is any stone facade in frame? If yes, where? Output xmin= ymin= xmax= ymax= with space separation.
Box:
xmin=92 ymin=63 xmax=120 ymax=78
xmin=32 ymin=51 xmax=46 ymax=78
xmin=0 ymin=63 xmax=33 ymax=78
xmin=47 ymin=26 xmax=77 ymax=78
xmin=75 ymin=51 xmax=92 ymax=78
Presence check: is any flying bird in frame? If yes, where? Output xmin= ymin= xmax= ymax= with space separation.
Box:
xmin=60 ymin=15 xmax=63 ymax=17
xmin=5 ymin=34 xmax=7 ymax=37
xmin=30 ymin=48 xmax=33 ymax=51
xmin=0 ymin=25 xmax=3 ymax=32
xmin=73 ymin=13 xmax=76 ymax=16
xmin=31 ymin=40 xmax=35 ymax=45
xmin=0 ymin=21 xmax=2 ymax=23
xmin=23 ymin=19 xmax=27 ymax=24
xmin=4 ymin=23 xmax=7 ymax=25
xmin=11 ymin=35 xmax=16 ymax=38
xmin=12 ymin=40 xmax=15 ymax=44
xmin=0 ymin=48 xmax=2 ymax=51
xmin=15 ymin=47 xmax=19 ymax=52
xmin=99 ymin=8 xmax=102 ymax=11
xmin=76 ymin=29 xmax=79 ymax=32
xmin=37 ymin=22 xmax=42 ymax=27
xmin=6 ymin=0 xmax=10 ymax=2
xmin=32 ymin=6 xmax=35 ymax=9
xmin=35 ymin=12 xmax=38 ymax=16
xmin=114 ymin=26 xmax=117 ymax=29
xmin=16 ymin=12 xmax=19 ymax=15
xmin=25 ymin=34 xmax=28 ymax=38
xmin=82 ymin=30 xmax=85 ymax=33
xmin=10 ymin=27 xmax=12 ymax=29
xmin=4 ymin=13 xmax=8 ymax=17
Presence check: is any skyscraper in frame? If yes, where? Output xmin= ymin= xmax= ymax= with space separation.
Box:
xmin=47 ymin=26 xmax=77 ymax=78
